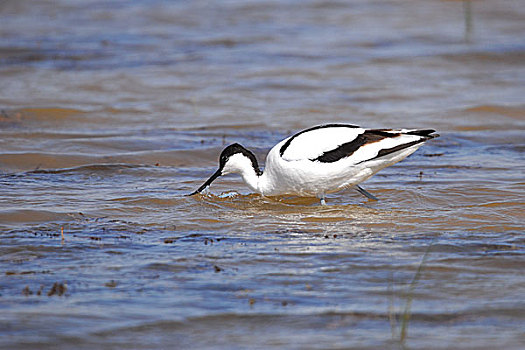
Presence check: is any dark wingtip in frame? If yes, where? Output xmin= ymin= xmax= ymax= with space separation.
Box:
xmin=424 ymin=131 xmax=440 ymax=139
xmin=406 ymin=129 xmax=439 ymax=139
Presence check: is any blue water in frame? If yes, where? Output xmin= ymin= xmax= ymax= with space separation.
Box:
xmin=1 ymin=1 xmax=524 ymax=349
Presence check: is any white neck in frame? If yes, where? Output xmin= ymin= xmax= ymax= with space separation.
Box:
xmin=222 ymin=153 xmax=265 ymax=194
xmin=239 ymin=166 xmax=262 ymax=193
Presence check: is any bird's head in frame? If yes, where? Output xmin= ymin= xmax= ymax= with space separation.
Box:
xmin=188 ymin=143 xmax=261 ymax=196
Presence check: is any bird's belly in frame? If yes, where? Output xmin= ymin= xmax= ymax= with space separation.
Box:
xmin=262 ymin=161 xmax=372 ymax=197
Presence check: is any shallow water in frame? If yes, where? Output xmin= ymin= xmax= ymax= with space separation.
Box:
xmin=1 ymin=0 xmax=524 ymax=349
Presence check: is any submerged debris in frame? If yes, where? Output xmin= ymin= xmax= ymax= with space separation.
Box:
xmin=22 ymin=286 xmax=32 ymax=296
xmin=423 ymin=153 xmax=444 ymax=157
xmin=22 ymin=282 xmax=67 ymax=297
xmin=105 ymin=280 xmax=118 ymax=288
xmin=36 ymin=285 xmax=45 ymax=296
xmin=47 ymin=282 xmax=67 ymax=296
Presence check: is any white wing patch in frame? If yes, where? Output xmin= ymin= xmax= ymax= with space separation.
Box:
xmin=281 ymin=127 xmax=365 ymax=161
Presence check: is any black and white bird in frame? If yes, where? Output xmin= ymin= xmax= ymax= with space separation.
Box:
xmin=189 ymin=124 xmax=438 ymax=204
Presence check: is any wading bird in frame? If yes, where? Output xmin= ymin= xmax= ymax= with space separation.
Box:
xmin=189 ymin=124 xmax=438 ymax=205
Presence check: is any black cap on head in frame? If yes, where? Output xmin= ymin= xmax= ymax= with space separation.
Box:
xmin=218 ymin=143 xmax=261 ymax=174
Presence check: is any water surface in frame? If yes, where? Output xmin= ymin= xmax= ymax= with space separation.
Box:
xmin=1 ymin=1 xmax=524 ymax=349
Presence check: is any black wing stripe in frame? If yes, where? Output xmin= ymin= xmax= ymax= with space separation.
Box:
xmin=279 ymin=123 xmax=360 ymax=157
xmin=356 ymin=139 xmax=427 ymax=165
xmin=366 ymin=129 xmax=401 ymax=137
xmin=312 ymin=131 xmax=385 ymax=163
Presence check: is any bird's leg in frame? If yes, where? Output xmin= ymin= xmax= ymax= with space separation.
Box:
xmin=355 ymin=185 xmax=379 ymax=201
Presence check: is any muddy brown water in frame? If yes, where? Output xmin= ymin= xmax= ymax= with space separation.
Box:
xmin=1 ymin=1 xmax=524 ymax=349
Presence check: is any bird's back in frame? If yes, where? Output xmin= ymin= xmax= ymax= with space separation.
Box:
xmin=259 ymin=124 xmax=437 ymax=197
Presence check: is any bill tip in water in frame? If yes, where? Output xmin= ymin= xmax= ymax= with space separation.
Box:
xmin=188 ymin=168 xmax=222 ymax=196
xmin=187 ymin=185 xmax=210 ymax=196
